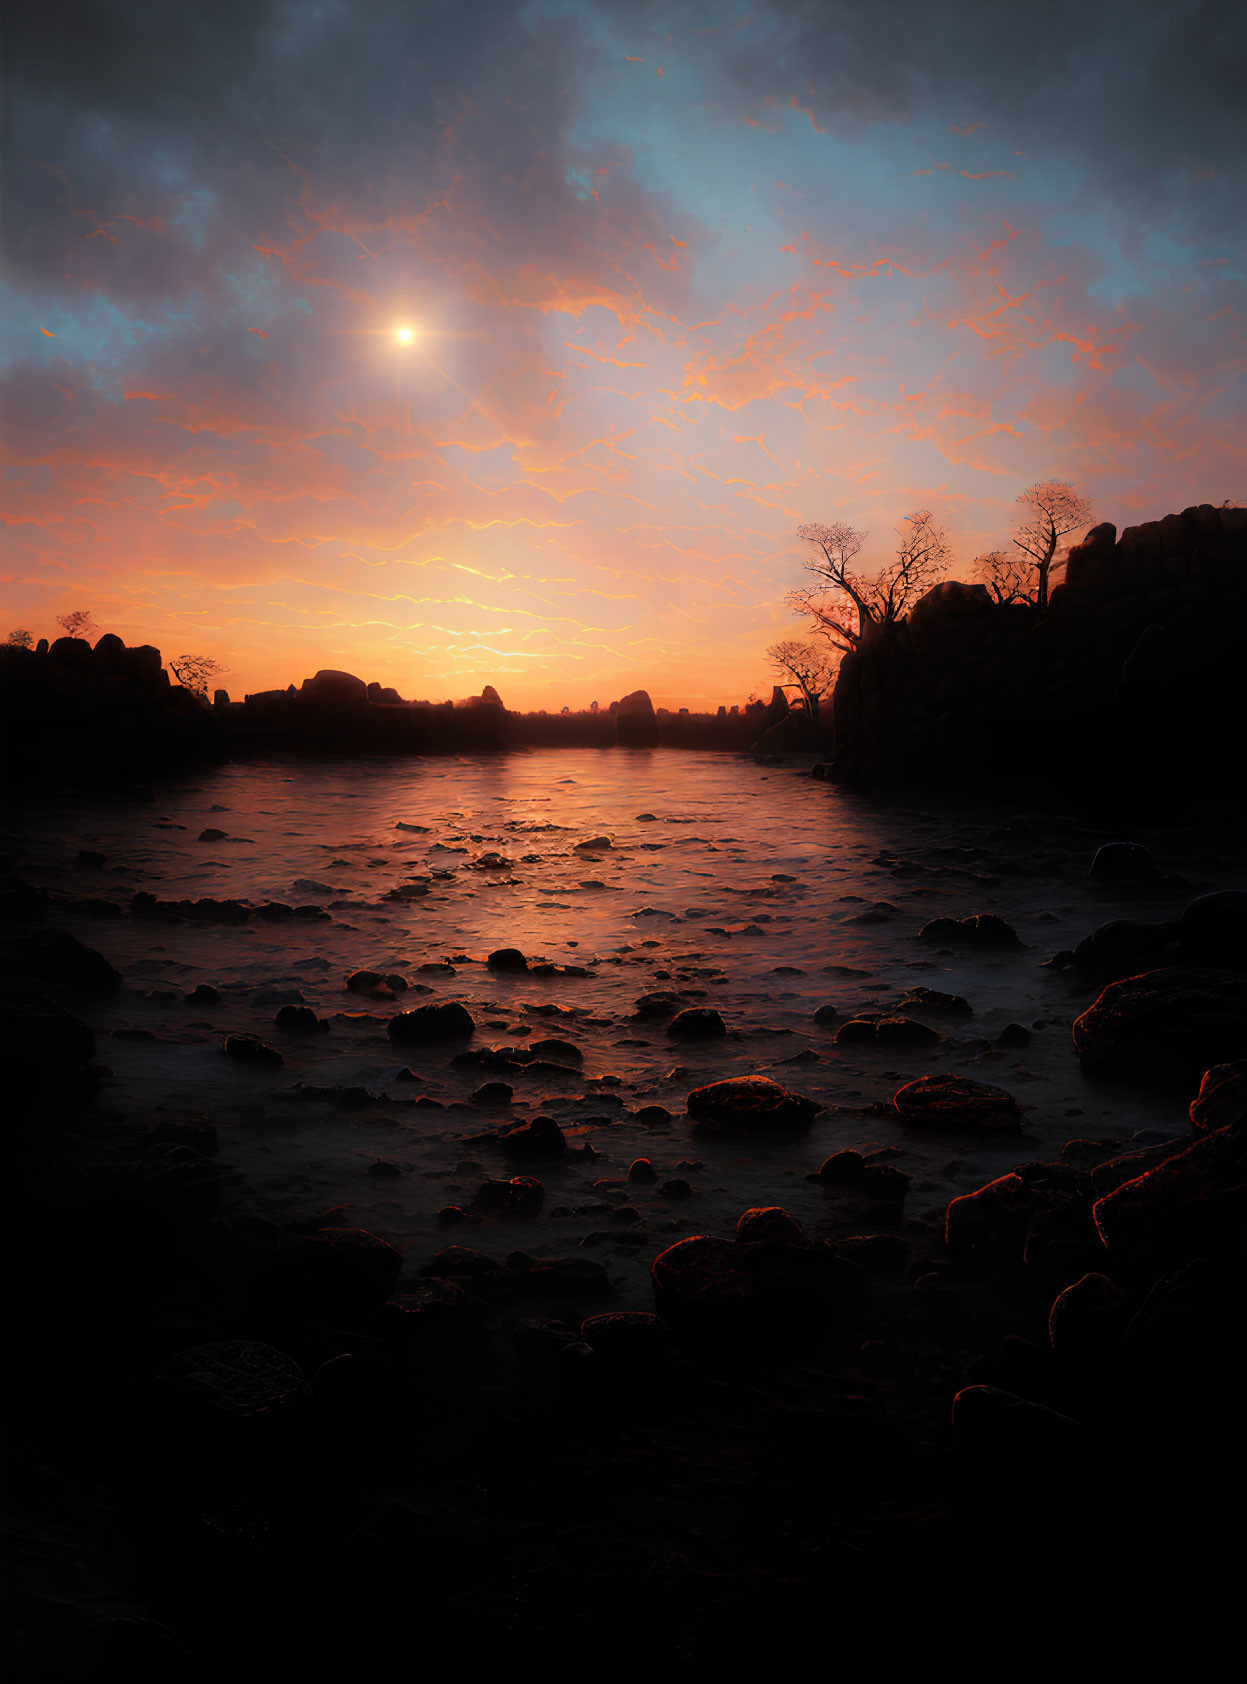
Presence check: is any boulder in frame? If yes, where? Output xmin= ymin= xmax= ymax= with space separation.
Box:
xmin=667 ymin=1007 xmax=727 ymax=1039
xmin=686 ymin=1075 xmax=821 ymax=1133
xmin=1190 ymin=1061 xmax=1247 ymax=1131
xmin=894 ymin=1073 xmax=1022 ymax=1132
xmin=651 ymin=1224 xmax=858 ymax=1340
xmin=1072 ymin=967 xmax=1247 ymax=1077
xmin=388 ymin=1000 xmax=476 ymax=1045
xmin=0 ymin=993 xmax=95 ymax=1068
xmin=158 ymin=1341 xmax=310 ymax=1417
xmin=1047 ymin=1272 xmax=1130 ymax=1361
xmin=1089 ymin=841 xmax=1159 ymax=882
xmin=918 ymin=913 xmax=1021 ymax=948
xmin=223 ymin=1032 xmax=284 ymax=1068
xmin=487 ymin=947 xmax=529 ymax=973
xmin=275 ymin=1227 xmax=403 ymax=1316
xmin=1092 ymin=1122 xmax=1247 ymax=1269
xmin=17 ymin=928 xmax=122 ymax=993
xmin=299 ymin=669 xmax=368 ymax=708
xmin=615 ymin=689 xmax=659 ymax=748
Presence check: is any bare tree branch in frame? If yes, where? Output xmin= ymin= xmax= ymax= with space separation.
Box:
xmin=1013 ymin=480 xmax=1095 ymax=609
xmin=765 ymin=637 xmax=838 ymax=717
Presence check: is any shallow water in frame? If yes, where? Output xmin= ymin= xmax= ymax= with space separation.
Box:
xmin=13 ymin=750 xmax=1245 ymax=1302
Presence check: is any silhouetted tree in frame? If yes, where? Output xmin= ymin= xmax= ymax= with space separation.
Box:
xmin=56 ymin=609 xmax=96 ymax=640
xmin=790 ymin=511 xmax=950 ymax=651
xmin=766 ymin=637 xmax=837 ymax=719
xmin=1013 ymin=480 xmax=1095 ymax=610
xmin=169 ymin=654 xmax=228 ymax=699
xmin=973 ymin=549 xmax=1033 ymax=605
xmin=7 ymin=628 xmax=34 ymax=649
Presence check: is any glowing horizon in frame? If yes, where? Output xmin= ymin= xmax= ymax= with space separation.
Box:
xmin=2 ymin=1 xmax=1243 ymax=709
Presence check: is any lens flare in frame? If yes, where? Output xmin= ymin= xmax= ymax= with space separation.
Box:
xmin=395 ymin=326 xmax=415 ymax=344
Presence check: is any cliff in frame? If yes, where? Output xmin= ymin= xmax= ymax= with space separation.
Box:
xmin=821 ymin=503 xmax=1247 ymax=804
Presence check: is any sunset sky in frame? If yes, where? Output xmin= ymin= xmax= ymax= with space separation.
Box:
xmin=3 ymin=0 xmax=1244 ymax=708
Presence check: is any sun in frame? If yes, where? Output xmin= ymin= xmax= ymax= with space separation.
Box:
xmin=394 ymin=326 xmax=416 ymax=344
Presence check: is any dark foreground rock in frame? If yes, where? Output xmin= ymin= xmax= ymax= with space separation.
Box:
xmin=685 ymin=1075 xmax=821 ymax=1132
xmin=893 ymin=1074 xmax=1023 ymax=1132
xmin=388 ymin=1000 xmax=476 ymax=1045
xmin=1072 ymin=967 xmax=1247 ymax=1077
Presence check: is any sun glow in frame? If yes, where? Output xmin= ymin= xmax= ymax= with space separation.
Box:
xmin=395 ymin=326 xmax=416 ymax=344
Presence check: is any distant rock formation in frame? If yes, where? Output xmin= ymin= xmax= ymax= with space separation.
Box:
xmin=615 ymin=689 xmax=659 ymax=748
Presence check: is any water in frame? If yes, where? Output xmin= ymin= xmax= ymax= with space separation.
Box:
xmin=12 ymin=749 xmax=1242 ymax=1302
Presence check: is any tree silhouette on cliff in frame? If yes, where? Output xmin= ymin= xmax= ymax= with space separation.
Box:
xmin=1013 ymin=480 xmax=1095 ymax=609
xmin=56 ymin=609 xmax=96 ymax=640
xmin=766 ymin=637 xmax=837 ymax=718
xmin=789 ymin=511 xmax=950 ymax=652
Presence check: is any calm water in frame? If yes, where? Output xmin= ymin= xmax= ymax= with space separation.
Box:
xmin=14 ymin=750 xmax=1242 ymax=1301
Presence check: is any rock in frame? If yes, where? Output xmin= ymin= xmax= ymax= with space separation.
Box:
xmin=898 ymin=987 xmax=973 ymax=1016
xmin=158 ymin=1341 xmax=310 ymax=1417
xmin=185 ymin=984 xmax=222 ymax=1006
xmin=198 ymin=828 xmax=227 ymax=842
xmin=634 ymin=1104 xmax=674 ymax=1126
xmin=528 ymin=1037 xmax=582 ymax=1065
xmin=996 ymin=1023 xmax=1031 ymax=1048
xmin=862 ymin=1163 xmax=910 ymax=1203
xmin=0 ymin=993 xmax=96 ymax=1068
xmin=222 ymin=1032 xmax=284 ymax=1068
xmin=17 ymin=928 xmax=122 ymax=993
xmin=1119 ymin=1257 xmax=1243 ymax=1399
xmin=834 ymin=1019 xmax=880 ymax=1045
xmin=951 ymin=1386 xmax=1086 ymax=1457
xmin=615 ymin=689 xmax=659 ymax=747
xmin=1178 ymin=891 xmax=1247 ymax=966
xmin=472 ymin=1081 xmax=514 ymax=1106
xmin=627 ymin=1157 xmax=659 ymax=1184
xmin=505 ymin=1251 xmax=612 ymax=1299
xmin=487 ymin=948 xmax=529 ymax=973
xmin=918 ymin=914 xmax=1021 ymax=948
xmin=300 ymin=669 xmax=368 ymax=708
xmin=812 ymin=1150 xmax=867 ymax=1183
xmin=1092 ymin=1122 xmax=1247 ymax=1269
xmin=274 ymin=1004 xmax=324 ymax=1035
xmin=651 ymin=1227 xmax=858 ymax=1340
xmin=368 ymin=1158 xmax=403 ymax=1179
xmin=497 ymin=1116 xmax=567 ymax=1158
xmin=876 ymin=1016 xmax=941 ymax=1045
xmin=686 ymin=1074 xmax=821 ymax=1133
xmin=832 ymin=1233 xmax=909 ymax=1271
xmin=667 ymin=1007 xmax=727 ymax=1039
xmin=945 ymin=1174 xmax=1032 ymax=1259
xmin=1048 ymin=1272 xmax=1130 ymax=1361
xmin=1072 ymin=967 xmax=1247 ymax=1077
xmin=736 ymin=1206 xmax=810 ymax=1246
xmin=574 ymin=835 xmax=613 ymax=852
xmin=1090 ymin=1138 xmax=1191 ymax=1197
xmin=277 ymin=1227 xmax=403 ymax=1315
xmin=660 ymin=1178 xmax=693 ymax=1199
xmin=387 ymin=1000 xmax=476 ymax=1046
xmin=346 ymin=969 xmax=385 ymax=994
xmin=0 ymin=878 xmax=50 ymax=921
xmin=1190 ymin=1061 xmax=1247 ymax=1131
xmin=813 ymin=1003 xmax=841 ymax=1026
xmin=472 ymin=1176 xmax=544 ymax=1216
xmin=580 ymin=1310 xmax=671 ymax=1366
xmin=1090 ymin=841 xmax=1159 ymax=882
xmin=634 ymin=990 xmax=687 ymax=1020
xmin=894 ymin=1073 xmax=1022 ymax=1132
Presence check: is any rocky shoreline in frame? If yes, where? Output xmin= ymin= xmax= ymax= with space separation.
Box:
xmin=4 ymin=795 xmax=1246 ymax=1675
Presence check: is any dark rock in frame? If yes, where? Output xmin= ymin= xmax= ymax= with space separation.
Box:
xmin=615 ymin=689 xmax=659 ymax=747
xmin=1119 ymin=1257 xmax=1243 ymax=1399
xmin=894 ymin=1073 xmax=1023 ymax=1132
xmin=277 ymin=1227 xmax=403 ymax=1315
xmin=832 ymin=1233 xmax=910 ymax=1271
xmin=811 ymin=1149 xmax=866 ymax=1183
xmin=736 ymin=1205 xmax=810 ymax=1245
xmin=876 ymin=1015 xmax=941 ymax=1046
xmin=1072 ymin=967 xmax=1247 ymax=1077
xmin=487 ymin=947 xmax=529 ymax=972
xmin=651 ymin=1227 xmax=858 ymax=1340
xmin=157 ymin=1340 xmax=310 ymax=1417
xmin=198 ymin=827 xmax=227 ymax=842
xmin=667 ymin=1007 xmax=727 ymax=1039
xmin=368 ymin=1158 xmax=403 ymax=1179
xmin=472 ymin=1081 xmax=514 ymax=1106
xmin=898 ymin=987 xmax=973 ymax=1016
xmin=1048 ymin=1271 xmax=1130 ymax=1361
xmin=945 ymin=1174 xmax=1032 ymax=1259
xmin=0 ymin=993 xmax=95 ymax=1068
xmin=1190 ymin=1061 xmax=1247 ymax=1131
xmin=634 ymin=990 xmax=687 ymax=1020
xmin=660 ymin=1178 xmax=693 ymax=1199
xmin=580 ymin=1310 xmax=671 ymax=1366
xmin=17 ymin=927 xmax=122 ymax=993
xmin=996 ymin=1022 xmax=1031 ymax=1047
xmin=813 ymin=1003 xmax=841 ymax=1026
xmin=951 ymin=1385 xmax=1086 ymax=1455
xmin=274 ymin=1004 xmax=324 ymax=1035
xmin=686 ymin=1074 xmax=821 ymax=1133
xmin=185 ymin=984 xmax=222 ymax=1006
xmin=1090 ymin=841 xmax=1159 ymax=882
xmin=634 ymin=1104 xmax=674 ymax=1126
xmin=498 ymin=1115 xmax=567 ymax=1158
xmin=834 ymin=1018 xmax=879 ymax=1045
xmin=918 ymin=914 xmax=1021 ymax=948
xmin=388 ymin=1000 xmax=476 ymax=1046
xmin=528 ymin=1037 xmax=582 ymax=1065
xmin=1090 ymin=1138 xmax=1191 ymax=1197
xmin=346 ymin=969 xmax=385 ymax=994
xmin=862 ymin=1162 xmax=910 ymax=1203
xmin=222 ymin=1032 xmax=284 ymax=1068
xmin=627 ymin=1157 xmax=659 ymax=1184
xmin=1092 ymin=1122 xmax=1247 ymax=1268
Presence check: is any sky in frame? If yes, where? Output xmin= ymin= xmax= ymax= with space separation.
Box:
xmin=2 ymin=0 xmax=1244 ymax=708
